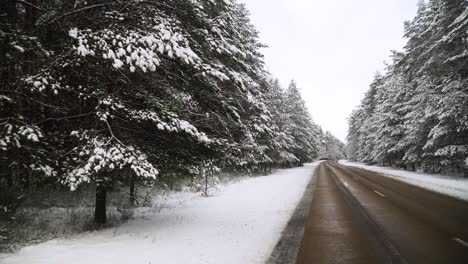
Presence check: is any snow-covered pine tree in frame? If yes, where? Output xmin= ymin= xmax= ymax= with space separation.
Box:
xmin=347 ymin=0 xmax=468 ymax=175
xmin=317 ymin=131 xmax=346 ymax=160
xmin=1 ymin=0 xmax=327 ymax=224
xmin=262 ymin=78 xmax=299 ymax=167
xmin=284 ymin=81 xmax=321 ymax=165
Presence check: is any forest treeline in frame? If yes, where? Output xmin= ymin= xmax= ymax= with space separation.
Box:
xmin=347 ymin=0 xmax=468 ymax=176
xmin=0 ymin=0 xmax=344 ymax=223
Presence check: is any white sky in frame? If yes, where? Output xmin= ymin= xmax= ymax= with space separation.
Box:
xmin=239 ymin=0 xmax=419 ymax=142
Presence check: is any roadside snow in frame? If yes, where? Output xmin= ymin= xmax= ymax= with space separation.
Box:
xmin=0 ymin=163 xmax=319 ymax=264
xmin=339 ymin=160 xmax=468 ymax=202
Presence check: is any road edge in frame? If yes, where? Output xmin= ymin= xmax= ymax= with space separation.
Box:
xmin=265 ymin=165 xmax=319 ymax=264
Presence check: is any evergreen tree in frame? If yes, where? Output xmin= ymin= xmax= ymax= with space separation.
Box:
xmin=1 ymin=0 xmax=327 ymax=224
xmin=318 ymin=131 xmax=346 ymax=160
xmin=284 ymin=81 xmax=320 ymax=165
xmin=347 ymin=0 xmax=468 ymax=175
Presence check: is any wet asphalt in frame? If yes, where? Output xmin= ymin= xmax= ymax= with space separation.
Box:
xmin=277 ymin=161 xmax=468 ymax=264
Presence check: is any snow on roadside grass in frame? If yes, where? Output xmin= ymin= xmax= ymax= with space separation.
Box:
xmin=339 ymin=160 xmax=468 ymax=202
xmin=0 ymin=187 xmax=202 ymax=253
xmin=0 ymin=163 xmax=319 ymax=264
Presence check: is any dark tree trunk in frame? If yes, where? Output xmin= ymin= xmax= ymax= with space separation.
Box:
xmin=94 ymin=184 xmax=107 ymax=224
xmin=129 ymin=173 xmax=135 ymax=206
xmin=25 ymin=168 xmax=31 ymax=191
xmin=0 ymin=160 xmax=11 ymax=187
xmin=9 ymin=166 xmax=16 ymax=187
xmin=170 ymin=174 xmax=174 ymax=191
xmin=204 ymin=173 xmax=208 ymax=196
xmin=7 ymin=172 xmax=13 ymax=187
xmin=24 ymin=0 xmax=38 ymax=31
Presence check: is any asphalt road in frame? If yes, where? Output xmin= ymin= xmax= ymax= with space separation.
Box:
xmin=295 ymin=161 xmax=468 ymax=264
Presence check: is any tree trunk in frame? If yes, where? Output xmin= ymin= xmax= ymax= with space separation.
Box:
xmin=170 ymin=174 xmax=174 ymax=191
xmin=25 ymin=168 xmax=31 ymax=192
xmin=204 ymin=173 xmax=208 ymax=196
xmin=94 ymin=184 xmax=107 ymax=224
xmin=129 ymin=173 xmax=135 ymax=206
xmin=24 ymin=0 xmax=38 ymax=32
xmin=0 ymin=160 xmax=12 ymax=187
xmin=9 ymin=166 xmax=16 ymax=187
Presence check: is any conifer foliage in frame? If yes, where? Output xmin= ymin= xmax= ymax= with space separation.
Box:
xmin=0 ymin=0 xmax=328 ymax=223
xmin=347 ymin=0 xmax=468 ymax=175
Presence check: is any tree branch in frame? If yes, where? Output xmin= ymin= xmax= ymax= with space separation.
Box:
xmin=16 ymin=0 xmax=45 ymax=12
xmin=50 ymin=3 xmax=112 ymax=24
xmin=105 ymin=119 xmax=125 ymax=147
xmin=139 ymin=1 xmax=176 ymax=10
xmin=35 ymin=112 xmax=94 ymax=124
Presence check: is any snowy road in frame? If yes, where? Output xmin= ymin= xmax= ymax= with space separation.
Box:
xmin=296 ymin=161 xmax=468 ymax=263
xmin=0 ymin=163 xmax=319 ymax=264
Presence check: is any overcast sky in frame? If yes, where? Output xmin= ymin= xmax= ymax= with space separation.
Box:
xmin=239 ymin=0 xmax=419 ymax=142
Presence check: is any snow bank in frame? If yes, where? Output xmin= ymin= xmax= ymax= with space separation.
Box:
xmin=339 ymin=160 xmax=468 ymax=202
xmin=0 ymin=163 xmax=319 ymax=264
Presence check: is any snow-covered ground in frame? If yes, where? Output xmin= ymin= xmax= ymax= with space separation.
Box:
xmin=339 ymin=160 xmax=468 ymax=202
xmin=0 ymin=163 xmax=319 ymax=264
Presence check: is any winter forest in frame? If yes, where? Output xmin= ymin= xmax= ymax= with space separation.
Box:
xmin=347 ymin=0 xmax=468 ymax=176
xmin=0 ymin=0 xmax=345 ymax=240
xmin=1 ymin=0 xmax=468 ymax=262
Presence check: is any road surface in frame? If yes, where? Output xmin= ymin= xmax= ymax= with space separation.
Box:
xmin=295 ymin=161 xmax=468 ymax=264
